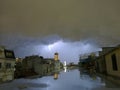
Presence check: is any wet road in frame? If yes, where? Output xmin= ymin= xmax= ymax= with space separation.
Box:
xmin=0 ymin=69 xmax=120 ymax=90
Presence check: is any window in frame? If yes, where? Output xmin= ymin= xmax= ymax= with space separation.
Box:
xmin=4 ymin=49 xmax=15 ymax=59
xmin=111 ymin=54 xmax=118 ymax=71
xmin=6 ymin=63 xmax=11 ymax=69
xmin=0 ymin=63 xmax=1 ymax=68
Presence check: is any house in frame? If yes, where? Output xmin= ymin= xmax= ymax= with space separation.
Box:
xmin=22 ymin=55 xmax=55 ymax=76
xmin=0 ymin=46 xmax=15 ymax=82
xmin=79 ymin=53 xmax=97 ymax=74
xmin=95 ymin=47 xmax=114 ymax=74
xmin=104 ymin=45 xmax=120 ymax=77
xmin=14 ymin=58 xmax=23 ymax=78
xmin=95 ymin=56 xmax=106 ymax=73
xmin=22 ymin=55 xmax=41 ymax=76
xmin=95 ymin=45 xmax=120 ymax=78
xmin=34 ymin=58 xmax=55 ymax=76
xmin=21 ymin=53 xmax=63 ymax=77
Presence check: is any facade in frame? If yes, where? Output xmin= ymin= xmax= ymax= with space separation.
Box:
xmin=54 ymin=52 xmax=61 ymax=70
xmin=14 ymin=58 xmax=23 ymax=78
xmin=20 ymin=53 xmax=62 ymax=77
xmin=34 ymin=58 xmax=54 ymax=75
xmin=22 ymin=55 xmax=55 ymax=76
xmin=0 ymin=46 xmax=15 ymax=82
xmin=95 ymin=56 xmax=106 ymax=73
xmin=105 ymin=45 xmax=120 ymax=77
xmin=79 ymin=54 xmax=96 ymax=70
xmin=95 ymin=45 xmax=120 ymax=78
xmin=95 ymin=47 xmax=114 ymax=74
xmin=22 ymin=55 xmax=42 ymax=76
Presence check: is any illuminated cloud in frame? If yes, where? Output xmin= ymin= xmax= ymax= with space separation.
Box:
xmin=1 ymin=0 xmax=120 ymax=63
xmin=34 ymin=39 xmax=101 ymax=63
xmin=0 ymin=34 xmax=101 ymax=63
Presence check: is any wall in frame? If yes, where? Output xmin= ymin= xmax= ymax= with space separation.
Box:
xmin=96 ymin=56 xmax=106 ymax=73
xmin=0 ymin=58 xmax=15 ymax=82
xmin=105 ymin=48 xmax=120 ymax=77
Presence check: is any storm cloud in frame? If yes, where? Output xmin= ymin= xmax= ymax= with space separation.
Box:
xmin=0 ymin=34 xmax=101 ymax=63
xmin=0 ymin=0 xmax=120 ymax=63
xmin=1 ymin=0 xmax=120 ymax=40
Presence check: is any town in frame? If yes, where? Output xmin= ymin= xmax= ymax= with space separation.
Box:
xmin=1 ymin=0 xmax=120 ymax=89
xmin=0 ymin=44 xmax=120 ymax=86
xmin=0 ymin=46 xmax=64 ymax=82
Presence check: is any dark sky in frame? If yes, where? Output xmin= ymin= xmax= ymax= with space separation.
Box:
xmin=0 ymin=0 xmax=120 ymax=63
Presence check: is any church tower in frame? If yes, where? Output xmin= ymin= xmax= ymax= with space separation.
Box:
xmin=54 ymin=52 xmax=59 ymax=61
xmin=54 ymin=52 xmax=60 ymax=70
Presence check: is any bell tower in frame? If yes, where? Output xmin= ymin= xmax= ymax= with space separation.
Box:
xmin=54 ymin=52 xmax=59 ymax=61
xmin=54 ymin=52 xmax=60 ymax=70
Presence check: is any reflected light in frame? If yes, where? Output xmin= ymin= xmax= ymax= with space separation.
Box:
xmin=54 ymin=73 xmax=59 ymax=80
xmin=64 ymin=67 xmax=67 ymax=72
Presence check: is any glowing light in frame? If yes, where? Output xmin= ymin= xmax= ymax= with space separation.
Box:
xmin=48 ymin=44 xmax=54 ymax=51
xmin=47 ymin=40 xmax=63 ymax=51
xmin=35 ymin=39 xmax=101 ymax=63
xmin=64 ymin=67 xmax=67 ymax=72
xmin=64 ymin=61 xmax=67 ymax=66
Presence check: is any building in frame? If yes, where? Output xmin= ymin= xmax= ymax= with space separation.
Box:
xmin=95 ymin=56 xmax=106 ymax=73
xmin=22 ymin=55 xmax=42 ymax=76
xmin=95 ymin=45 xmax=120 ymax=78
xmin=95 ymin=47 xmax=115 ymax=74
xmin=104 ymin=45 xmax=120 ymax=77
xmin=0 ymin=46 xmax=15 ymax=82
xmin=54 ymin=52 xmax=61 ymax=70
xmin=79 ymin=53 xmax=96 ymax=70
xmin=34 ymin=58 xmax=55 ymax=76
xmin=22 ymin=55 xmax=55 ymax=76
xmin=21 ymin=53 xmax=63 ymax=77
xmin=14 ymin=58 xmax=23 ymax=78
xmin=54 ymin=52 xmax=59 ymax=61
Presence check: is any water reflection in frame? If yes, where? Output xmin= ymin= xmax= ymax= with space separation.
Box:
xmin=79 ymin=68 xmax=97 ymax=80
xmin=63 ymin=66 xmax=67 ymax=72
xmin=48 ymin=69 xmax=106 ymax=90
xmin=0 ymin=68 xmax=119 ymax=90
xmin=53 ymin=72 xmax=59 ymax=80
